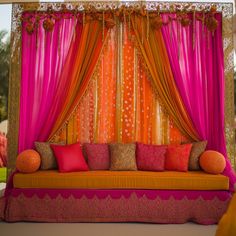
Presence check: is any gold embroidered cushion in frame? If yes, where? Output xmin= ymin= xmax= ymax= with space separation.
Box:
xmin=35 ymin=142 xmax=63 ymax=170
xmin=188 ymin=141 xmax=207 ymax=170
xmin=109 ymin=143 xmax=137 ymax=171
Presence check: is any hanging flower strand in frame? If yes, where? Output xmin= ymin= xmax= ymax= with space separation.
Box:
xmin=22 ymin=4 xmax=219 ymax=35
xmin=150 ymin=7 xmax=163 ymax=31
xmin=43 ymin=17 xmax=55 ymax=32
xmin=25 ymin=20 xmax=35 ymax=35
xmin=205 ymin=5 xmax=218 ymax=34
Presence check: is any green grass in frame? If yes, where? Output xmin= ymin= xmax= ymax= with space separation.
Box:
xmin=0 ymin=167 xmax=6 ymax=182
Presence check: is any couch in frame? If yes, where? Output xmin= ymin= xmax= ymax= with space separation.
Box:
xmin=0 ymin=142 xmax=232 ymax=223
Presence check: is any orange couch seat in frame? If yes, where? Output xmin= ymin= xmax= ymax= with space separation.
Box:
xmin=13 ymin=170 xmax=229 ymax=190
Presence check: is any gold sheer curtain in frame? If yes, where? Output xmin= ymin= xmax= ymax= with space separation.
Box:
xmin=53 ymin=23 xmax=188 ymax=145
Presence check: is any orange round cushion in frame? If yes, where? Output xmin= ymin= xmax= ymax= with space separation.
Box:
xmin=200 ymin=150 xmax=226 ymax=174
xmin=16 ymin=149 xmax=41 ymax=173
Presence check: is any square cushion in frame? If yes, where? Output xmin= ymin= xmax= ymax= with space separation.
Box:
xmin=188 ymin=141 xmax=207 ymax=170
xmin=136 ymin=143 xmax=166 ymax=171
xmin=35 ymin=142 xmax=62 ymax=170
xmin=165 ymin=144 xmax=192 ymax=172
xmin=50 ymin=142 xmax=89 ymax=172
xmin=109 ymin=143 xmax=137 ymax=171
xmin=83 ymin=143 xmax=110 ymax=170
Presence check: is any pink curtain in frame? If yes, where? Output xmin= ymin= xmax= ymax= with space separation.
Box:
xmin=0 ymin=132 xmax=7 ymax=167
xmin=19 ymin=13 xmax=82 ymax=152
xmin=162 ymin=13 xmax=236 ymax=191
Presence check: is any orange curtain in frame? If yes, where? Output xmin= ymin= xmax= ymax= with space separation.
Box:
xmin=91 ymin=23 xmax=175 ymax=144
xmin=131 ymin=15 xmax=199 ymax=142
xmin=48 ymin=20 xmax=108 ymax=141
xmin=55 ymin=23 xmax=189 ymax=145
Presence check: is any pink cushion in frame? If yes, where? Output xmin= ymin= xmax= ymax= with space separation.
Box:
xmin=84 ymin=143 xmax=110 ymax=170
xmin=165 ymin=144 xmax=192 ymax=172
xmin=50 ymin=142 xmax=89 ymax=173
xmin=136 ymin=143 xmax=166 ymax=171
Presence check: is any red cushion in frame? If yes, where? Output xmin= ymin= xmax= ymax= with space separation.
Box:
xmin=50 ymin=142 xmax=89 ymax=172
xmin=136 ymin=143 xmax=166 ymax=171
xmin=165 ymin=144 xmax=192 ymax=172
xmin=84 ymin=143 xmax=110 ymax=170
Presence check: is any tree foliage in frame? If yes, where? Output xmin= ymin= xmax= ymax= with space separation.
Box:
xmin=0 ymin=30 xmax=10 ymax=122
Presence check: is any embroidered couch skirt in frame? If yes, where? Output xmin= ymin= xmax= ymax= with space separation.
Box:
xmin=0 ymin=188 xmax=231 ymax=224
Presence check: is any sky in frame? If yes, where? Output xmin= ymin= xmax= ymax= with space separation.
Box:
xmin=0 ymin=4 xmax=11 ymax=33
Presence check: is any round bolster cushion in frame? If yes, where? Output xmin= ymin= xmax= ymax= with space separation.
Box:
xmin=199 ymin=150 xmax=226 ymax=174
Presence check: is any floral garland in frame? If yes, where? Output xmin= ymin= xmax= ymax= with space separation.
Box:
xmin=21 ymin=4 xmax=219 ymax=35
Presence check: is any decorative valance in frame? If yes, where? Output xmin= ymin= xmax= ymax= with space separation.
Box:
xmin=21 ymin=3 xmax=221 ymax=35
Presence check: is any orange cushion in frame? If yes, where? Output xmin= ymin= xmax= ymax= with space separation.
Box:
xmin=200 ymin=150 xmax=226 ymax=174
xmin=13 ymin=170 xmax=229 ymax=190
xmin=16 ymin=149 xmax=41 ymax=173
xmin=165 ymin=144 xmax=192 ymax=172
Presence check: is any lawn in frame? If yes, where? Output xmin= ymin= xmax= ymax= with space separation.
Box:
xmin=0 ymin=167 xmax=6 ymax=182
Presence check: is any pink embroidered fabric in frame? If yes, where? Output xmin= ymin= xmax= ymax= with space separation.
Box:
xmin=6 ymin=188 xmax=231 ymax=201
xmin=136 ymin=143 xmax=166 ymax=171
xmin=1 ymin=189 xmax=231 ymax=224
xmin=84 ymin=143 xmax=110 ymax=170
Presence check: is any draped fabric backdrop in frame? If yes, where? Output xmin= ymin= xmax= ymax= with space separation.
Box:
xmin=161 ymin=13 xmax=236 ymax=191
xmin=19 ymin=11 xmax=235 ymax=191
xmin=20 ymin=13 xmax=107 ymax=151
xmin=47 ymin=20 xmax=108 ymax=140
xmin=131 ymin=15 xmax=200 ymax=142
xmin=55 ymin=23 xmax=188 ymax=145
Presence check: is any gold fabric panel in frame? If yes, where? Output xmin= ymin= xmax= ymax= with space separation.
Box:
xmin=223 ymin=11 xmax=236 ymax=170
